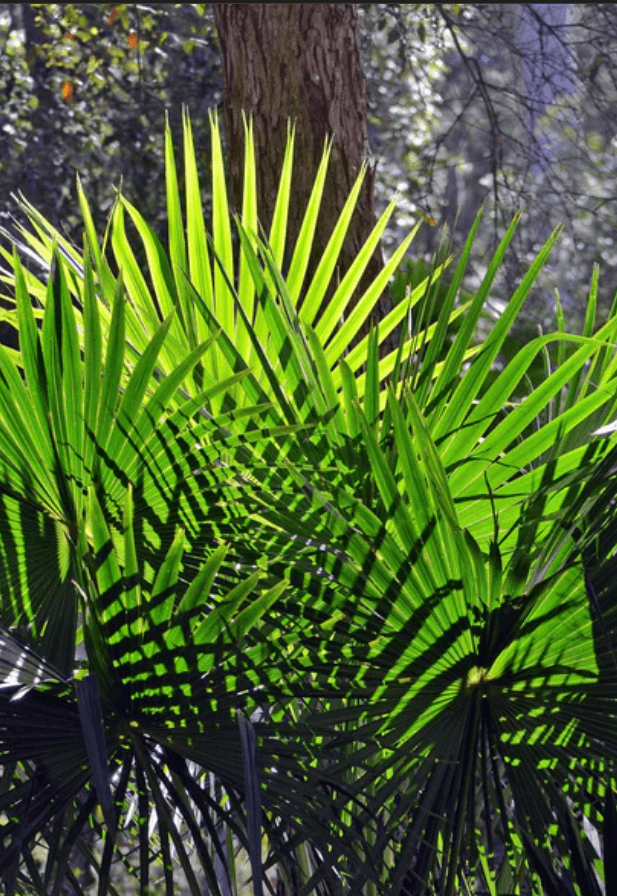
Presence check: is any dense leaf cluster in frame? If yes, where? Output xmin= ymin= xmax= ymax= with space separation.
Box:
xmin=0 ymin=114 xmax=616 ymax=895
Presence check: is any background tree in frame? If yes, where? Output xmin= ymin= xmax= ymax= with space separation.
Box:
xmin=214 ymin=3 xmax=386 ymax=326
xmin=360 ymin=4 xmax=617 ymax=333
xmin=3 ymin=3 xmax=617 ymax=338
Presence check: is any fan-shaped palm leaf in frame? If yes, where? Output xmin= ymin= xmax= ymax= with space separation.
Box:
xmin=2 ymin=112 xmax=617 ymax=896
xmin=0 ymin=473 xmax=380 ymax=896
xmin=0 ymin=112 xmax=450 ymax=419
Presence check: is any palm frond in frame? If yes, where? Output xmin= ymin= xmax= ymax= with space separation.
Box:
xmin=2 ymin=111 xmax=617 ymax=896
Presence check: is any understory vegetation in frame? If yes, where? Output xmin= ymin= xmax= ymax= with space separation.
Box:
xmin=0 ymin=113 xmax=616 ymax=896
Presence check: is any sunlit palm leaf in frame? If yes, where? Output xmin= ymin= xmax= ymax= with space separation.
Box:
xmin=0 ymin=112 xmax=450 ymax=424
xmin=3 ymin=110 xmax=617 ymax=896
xmin=241 ymin=351 xmax=617 ymax=894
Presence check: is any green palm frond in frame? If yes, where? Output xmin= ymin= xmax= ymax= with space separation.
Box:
xmin=254 ymin=386 xmax=617 ymax=894
xmin=0 ymin=477 xmax=376 ymax=896
xmin=0 ymin=112 xmax=448 ymax=419
xmin=2 ymin=111 xmax=617 ymax=896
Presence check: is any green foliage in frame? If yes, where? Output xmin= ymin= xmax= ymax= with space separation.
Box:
xmin=0 ymin=3 xmax=221 ymax=249
xmin=1 ymin=114 xmax=617 ymax=896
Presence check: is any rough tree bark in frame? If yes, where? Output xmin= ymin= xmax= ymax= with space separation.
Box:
xmin=214 ymin=4 xmax=391 ymax=332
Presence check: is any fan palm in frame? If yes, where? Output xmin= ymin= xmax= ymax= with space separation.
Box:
xmin=0 ymin=242 xmax=381 ymax=894
xmin=0 ymin=111 xmax=617 ymax=895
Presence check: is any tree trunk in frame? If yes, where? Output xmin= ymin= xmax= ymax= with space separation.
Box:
xmin=214 ymin=4 xmax=391 ymax=333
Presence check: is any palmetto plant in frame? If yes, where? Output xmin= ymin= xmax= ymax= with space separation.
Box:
xmin=1 ymin=111 xmax=617 ymax=896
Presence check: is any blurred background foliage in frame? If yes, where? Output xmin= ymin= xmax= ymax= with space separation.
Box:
xmin=0 ymin=3 xmax=221 ymax=246
xmin=1 ymin=3 xmax=617 ymax=338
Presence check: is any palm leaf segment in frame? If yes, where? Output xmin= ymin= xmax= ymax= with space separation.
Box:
xmin=0 ymin=112 xmax=617 ymax=894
